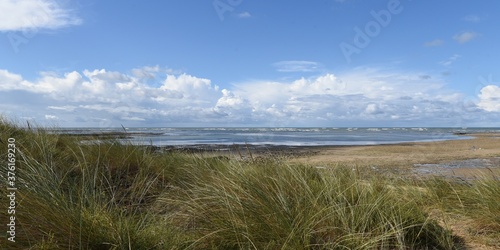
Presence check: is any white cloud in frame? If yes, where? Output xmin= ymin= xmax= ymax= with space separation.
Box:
xmin=131 ymin=65 xmax=160 ymax=79
xmin=0 ymin=67 xmax=498 ymax=127
xmin=0 ymin=68 xmax=225 ymax=126
xmin=160 ymin=73 xmax=220 ymax=105
xmin=122 ymin=116 xmax=146 ymax=121
xmin=440 ymin=54 xmax=461 ymax=67
xmin=213 ymin=89 xmax=252 ymax=119
xmin=45 ymin=115 xmax=59 ymax=120
xmin=229 ymin=68 xmax=470 ymax=125
xmin=365 ymin=103 xmax=382 ymax=115
xmin=453 ymin=31 xmax=478 ymax=44
xmin=162 ymin=74 xmax=218 ymax=95
xmin=424 ymin=39 xmax=444 ymax=47
xmin=478 ymin=85 xmax=500 ymax=112
xmin=0 ymin=0 xmax=81 ymax=31
xmin=273 ymin=61 xmax=322 ymax=73
xmin=0 ymin=70 xmax=25 ymax=90
xmin=237 ymin=12 xmax=252 ymax=18
xmin=37 ymin=71 xmax=82 ymax=93
xmin=216 ymin=89 xmax=245 ymax=108
xmin=48 ymin=105 xmax=77 ymax=112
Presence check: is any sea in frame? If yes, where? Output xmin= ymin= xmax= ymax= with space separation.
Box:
xmin=52 ymin=127 xmax=500 ymax=147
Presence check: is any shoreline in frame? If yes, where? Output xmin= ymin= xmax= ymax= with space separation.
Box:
xmin=60 ymin=131 xmax=500 ymax=178
xmin=143 ymin=133 xmax=500 ymax=179
xmin=140 ymin=133 xmax=476 ymax=154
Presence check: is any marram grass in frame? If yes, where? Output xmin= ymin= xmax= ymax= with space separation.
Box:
xmin=0 ymin=118 xmax=498 ymax=249
xmin=165 ymin=163 xmax=454 ymax=249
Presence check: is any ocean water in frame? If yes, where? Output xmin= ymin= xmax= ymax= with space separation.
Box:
xmin=53 ymin=127 xmax=500 ymax=146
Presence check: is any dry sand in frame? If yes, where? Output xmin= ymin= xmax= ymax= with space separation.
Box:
xmin=288 ymin=133 xmax=500 ymax=178
xmin=159 ymin=133 xmax=500 ymax=179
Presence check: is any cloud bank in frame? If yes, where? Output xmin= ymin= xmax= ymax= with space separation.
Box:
xmin=0 ymin=67 xmax=498 ymax=127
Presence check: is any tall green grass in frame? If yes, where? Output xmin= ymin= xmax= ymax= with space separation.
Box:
xmin=401 ymin=173 xmax=500 ymax=247
xmin=165 ymin=163 xmax=454 ymax=249
xmin=0 ymin=120 xmax=183 ymax=249
xmin=3 ymin=118 xmax=498 ymax=249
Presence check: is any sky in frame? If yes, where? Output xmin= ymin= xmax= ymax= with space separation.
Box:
xmin=1 ymin=0 xmax=499 ymax=128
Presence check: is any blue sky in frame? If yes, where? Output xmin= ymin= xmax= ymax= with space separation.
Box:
xmin=1 ymin=0 xmax=499 ymax=127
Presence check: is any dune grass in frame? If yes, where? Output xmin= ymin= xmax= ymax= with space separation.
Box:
xmin=0 ymin=118 xmax=498 ymax=249
xmin=383 ymin=167 xmax=500 ymax=248
xmin=165 ymin=163 xmax=456 ymax=249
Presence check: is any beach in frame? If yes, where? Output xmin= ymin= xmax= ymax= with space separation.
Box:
xmin=291 ymin=133 xmax=500 ymax=178
xmin=142 ymin=132 xmax=500 ymax=179
xmin=61 ymin=127 xmax=500 ymax=179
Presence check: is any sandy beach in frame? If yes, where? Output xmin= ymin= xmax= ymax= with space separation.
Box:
xmin=289 ymin=133 xmax=500 ymax=177
xmin=159 ymin=133 xmax=500 ymax=179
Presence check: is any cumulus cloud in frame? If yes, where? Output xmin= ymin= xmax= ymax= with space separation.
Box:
xmin=478 ymin=85 xmax=500 ymax=112
xmin=0 ymin=0 xmax=81 ymax=31
xmin=216 ymin=89 xmax=245 ymax=108
xmin=213 ymin=89 xmax=253 ymax=120
xmin=0 ymin=69 xmax=31 ymax=90
xmin=0 ymin=67 xmax=224 ymax=126
xmin=0 ymin=67 xmax=498 ymax=127
xmin=229 ymin=68 xmax=471 ymax=125
xmin=365 ymin=103 xmax=383 ymax=115
xmin=161 ymin=74 xmax=219 ymax=100
xmin=453 ymin=31 xmax=478 ymax=44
